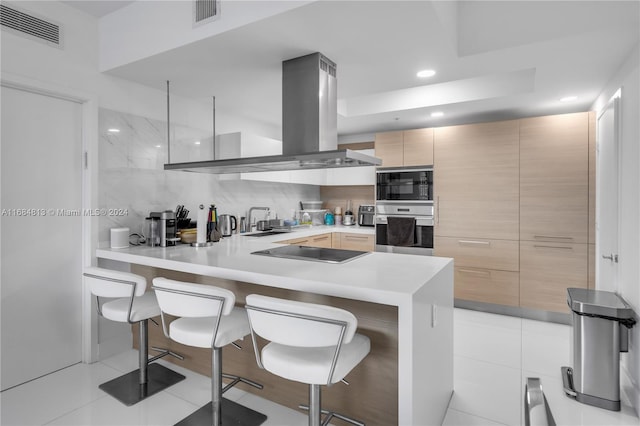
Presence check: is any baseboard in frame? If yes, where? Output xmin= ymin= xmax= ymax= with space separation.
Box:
xmin=454 ymin=299 xmax=571 ymax=325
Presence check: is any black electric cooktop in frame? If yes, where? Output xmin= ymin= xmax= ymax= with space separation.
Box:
xmin=251 ymin=245 xmax=370 ymax=264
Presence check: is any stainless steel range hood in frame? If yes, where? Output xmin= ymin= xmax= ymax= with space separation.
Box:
xmin=164 ymin=52 xmax=381 ymax=174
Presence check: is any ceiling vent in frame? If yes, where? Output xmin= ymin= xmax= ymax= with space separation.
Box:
xmin=193 ymin=0 xmax=220 ymax=26
xmin=0 ymin=3 xmax=62 ymax=48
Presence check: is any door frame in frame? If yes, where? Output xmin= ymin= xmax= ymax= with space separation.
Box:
xmin=1 ymin=71 xmax=99 ymax=363
xmin=595 ymin=92 xmax=621 ymax=292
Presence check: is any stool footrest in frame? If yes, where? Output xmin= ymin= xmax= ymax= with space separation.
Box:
xmin=99 ymin=363 xmax=185 ymax=406
xmin=150 ymin=346 xmax=184 ymax=362
xmin=175 ymin=398 xmax=267 ymax=426
xmin=222 ymin=373 xmax=264 ymax=393
xmin=299 ymin=404 xmax=365 ymax=426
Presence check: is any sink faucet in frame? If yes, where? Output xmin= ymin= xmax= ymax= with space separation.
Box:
xmin=248 ymin=207 xmax=270 ymax=231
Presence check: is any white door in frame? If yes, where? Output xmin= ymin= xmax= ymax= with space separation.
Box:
xmin=596 ymin=96 xmax=620 ymax=292
xmin=1 ymin=85 xmax=83 ymax=390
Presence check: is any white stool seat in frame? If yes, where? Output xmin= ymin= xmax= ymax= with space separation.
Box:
xmin=83 ymin=267 xmax=185 ymax=406
xmin=151 ymin=277 xmax=266 ymax=426
xmin=169 ymin=307 xmax=250 ymax=348
xmin=101 ymin=291 xmax=161 ymax=323
xmin=245 ymin=294 xmax=371 ymax=426
xmin=262 ymin=333 xmax=370 ymax=385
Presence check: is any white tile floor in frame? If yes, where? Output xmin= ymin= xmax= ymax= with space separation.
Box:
xmin=1 ymin=308 xmax=638 ymax=426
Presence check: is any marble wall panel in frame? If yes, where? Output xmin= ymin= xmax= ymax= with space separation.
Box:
xmin=98 ymin=108 xmax=319 ymax=243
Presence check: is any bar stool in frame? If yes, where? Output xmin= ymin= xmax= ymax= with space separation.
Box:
xmin=245 ymin=294 xmax=371 ymax=426
xmin=152 ymin=277 xmax=267 ymax=426
xmin=83 ymin=267 xmax=185 ymax=406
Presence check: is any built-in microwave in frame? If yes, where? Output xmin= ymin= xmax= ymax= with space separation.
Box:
xmin=376 ymin=167 xmax=433 ymax=201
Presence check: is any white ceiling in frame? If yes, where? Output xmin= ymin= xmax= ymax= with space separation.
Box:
xmin=66 ymin=0 xmax=639 ymax=137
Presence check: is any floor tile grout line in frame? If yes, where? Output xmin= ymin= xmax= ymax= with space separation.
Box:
xmin=446 ymin=407 xmax=511 ymax=426
xmin=42 ymin=394 xmax=112 ymax=426
xmin=453 ymin=353 xmax=523 ymax=372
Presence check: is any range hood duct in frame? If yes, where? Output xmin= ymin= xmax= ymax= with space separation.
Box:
xmin=164 ymin=52 xmax=381 ymax=174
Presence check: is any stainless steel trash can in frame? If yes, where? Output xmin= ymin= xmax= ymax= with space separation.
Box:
xmin=561 ymin=288 xmax=636 ymax=411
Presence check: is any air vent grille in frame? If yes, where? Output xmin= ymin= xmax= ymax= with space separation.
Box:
xmin=0 ymin=4 xmax=61 ymax=46
xmin=320 ymin=56 xmax=337 ymax=78
xmin=194 ymin=0 xmax=219 ymax=24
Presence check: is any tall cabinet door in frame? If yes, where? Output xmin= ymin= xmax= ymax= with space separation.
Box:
xmin=374 ymin=131 xmax=403 ymax=167
xmin=519 ymin=112 xmax=589 ymax=313
xmin=1 ymin=86 xmax=83 ymax=390
xmin=403 ymin=128 xmax=433 ymax=166
xmin=434 ymin=120 xmax=520 ymax=240
xmin=520 ymin=112 xmax=589 ymax=243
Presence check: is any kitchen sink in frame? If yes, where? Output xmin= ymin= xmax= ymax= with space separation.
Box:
xmin=242 ymin=230 xmax=289 ymax=237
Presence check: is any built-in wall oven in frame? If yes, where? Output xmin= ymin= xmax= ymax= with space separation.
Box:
xmin=375 ymin=167 xmax=434 ymax=255
xmin=375 ymin=201 xmax=434 ymax=255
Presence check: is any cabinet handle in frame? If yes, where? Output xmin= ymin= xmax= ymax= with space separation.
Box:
xmin=436 ymin=196 xmax=440 ymax=225
xmin=533 ymin=235 xmax=573 ymax=241
xmin=458 ymin=268 xmax=492 ymax=277
xmin=533 ymin=245 xmax=573 ymax=250
xmin=345 ymin=235 xmax=368 ymax=240
xmin=313 ymin=236 xmax=329 ymax=241
xmin=458 ymin=240 xmax=490 ymax=246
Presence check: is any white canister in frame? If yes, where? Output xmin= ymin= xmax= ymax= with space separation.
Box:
xmin=110 ymin=227 xmax=130 ymax=249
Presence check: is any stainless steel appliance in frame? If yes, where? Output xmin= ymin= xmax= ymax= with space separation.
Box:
xmin=252 ymin=245 xmax=369 ymax=263
xmin=561 ymin=288 xmax=636 ymax=411
xmin=218 ymin=214 xmax=237 ymax=236
xmin=358 ymin=205 xmax=375 ymax=227
xmin=376 ymin=167 xmax=433 ymax=201
xmin=375 ymin=201 xmax=434 ymax=255
xmin=150 ymin=210 xmax=178 ymax=247
xmin=164 ymin=53 xmax=381 ymax=174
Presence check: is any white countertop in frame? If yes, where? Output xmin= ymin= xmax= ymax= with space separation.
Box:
xmin=96 ymin=225 xmax=452 ymax=307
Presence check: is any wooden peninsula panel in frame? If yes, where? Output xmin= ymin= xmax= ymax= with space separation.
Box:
xmin=132 ymin=265 xmax=399 ymax=426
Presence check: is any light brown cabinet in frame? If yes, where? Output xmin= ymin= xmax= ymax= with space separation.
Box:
xmin=375 ymin=128 xmax=433 ymax=168
xmin=433 ymin=120 xmax=520 ymax=307
xmin=278 ymin=232 xmax=374 ymax=251
xmin=435 ymin=236 xmax=520 ymax=307
xmin=277 ymin=232 xmax=333 ymax=248
xmin=434 ymin=120 xmax=520 ymax=241
xmin=434 ymin=237 xmax=518 ymax=272
xmin=454 ymin=268 xmax=520 ymax=307
xmin=520 ymin=112 xmax=589 ymax=243
xmin=334 ymin=232 xmax=375 ymax=252
xmin=433 ymin=112 xmax=592 ymax=313
xmin=519 ymin=112 xmax=589 ymax=312
xmin=520 ymin=241 xmax=588 ymax=313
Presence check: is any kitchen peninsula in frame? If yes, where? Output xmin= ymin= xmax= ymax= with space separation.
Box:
xmin=96 ymin=227 xmax=453 ymax=426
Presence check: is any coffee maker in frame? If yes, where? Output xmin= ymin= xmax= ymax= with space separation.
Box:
xmin=150 ymin=210 xmax=177 ymax=246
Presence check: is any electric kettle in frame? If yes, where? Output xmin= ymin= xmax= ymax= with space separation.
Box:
xmin=218 ymin=214 xmax=237 ymax=237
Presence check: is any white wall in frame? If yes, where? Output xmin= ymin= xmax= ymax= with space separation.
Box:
xmin=99 ymin=0 xmax=313 ymax=72
xmin=1 ymin=1 xmax=281 ymax=137
xmin=592 ymin=42 xmax=640 ymax=414
xmin=1 ymin=0 xmax=319 ymax=360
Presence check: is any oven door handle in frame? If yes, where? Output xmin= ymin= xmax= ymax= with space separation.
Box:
xmin=376 ymin=216 xmax=434 ymax=226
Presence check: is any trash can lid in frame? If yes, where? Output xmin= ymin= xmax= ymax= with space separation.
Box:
xmin=567 ymin=288 xmax=635 ymax=319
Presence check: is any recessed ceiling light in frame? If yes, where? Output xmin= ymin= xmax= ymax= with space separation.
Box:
xmin=560 ymin=96 xmax=578 ymax=102
xmin=155 ymin=144 xmax=162 ymax=148
xmin=417 ymin=69 xmax=436 ymax=78
xmin=431 ymin=111 xmax=444 ymax=118
xmin=194 ymin=141 xmax=201 ymax=145
xmin=107 ymin=128 xmax=120 ymax=133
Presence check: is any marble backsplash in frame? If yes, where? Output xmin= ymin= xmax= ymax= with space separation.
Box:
xmin=98 ymin=108 xmax=319 ymax=243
